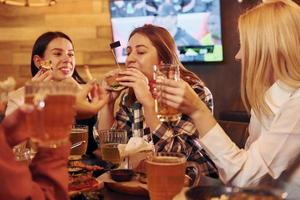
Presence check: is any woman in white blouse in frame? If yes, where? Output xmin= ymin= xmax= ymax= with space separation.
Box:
xmin=159 ymin=0 xmax=300 ymax=199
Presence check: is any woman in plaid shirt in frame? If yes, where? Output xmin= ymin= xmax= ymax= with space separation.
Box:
xmin=97 ymin=24 xmax=218 ymax=179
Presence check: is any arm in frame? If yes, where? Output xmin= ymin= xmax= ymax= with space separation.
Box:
xmin=160 ymin=79 xmax=217 ymax=135
xmin=150 ymin=83 xmax=213 ymax=149
xmin=146 ymin=84 xmax=218 ymax=177
xmin=199 ymin=97 xmax=300 ymax=186
xmin=6 ymin=69 xmax=52 ymax=116
xmin=97 ymin=100 xmax=115 ymax=130
xmin=117 ymin=68 xmax=160 ymax=132
xmin=75 ymin=83 xmax=109 ymax=119
xmin=0 ymin=132 xmax=70 ymax=200
xmin=0 ymin=108 xmax=70 ymax=200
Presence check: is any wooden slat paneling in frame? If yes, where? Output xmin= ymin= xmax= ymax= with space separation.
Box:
xmin=0 ymin=0 xmax=116 ymax=86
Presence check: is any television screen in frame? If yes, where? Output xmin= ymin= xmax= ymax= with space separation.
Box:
xmin=109 ymin=0 xmax=223 ymax=63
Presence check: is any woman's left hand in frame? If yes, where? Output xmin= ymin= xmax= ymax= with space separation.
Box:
xmin=117 ymin=68 xmax=154 ymax=107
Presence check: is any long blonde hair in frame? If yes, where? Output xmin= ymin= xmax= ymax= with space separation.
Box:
xmin=238 ymin=0 xmax=300 ymax=118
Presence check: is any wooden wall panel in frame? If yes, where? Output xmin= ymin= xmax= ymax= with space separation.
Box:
xmin=45 ymin=14 xmax=104 ymax=27
xmin=5 ymin=0 xmax=296 ymax=118
xmin=0 ymin=50 xmax=13 ymax=64
xmin=0 ymin=0 xmax=114 ymax=87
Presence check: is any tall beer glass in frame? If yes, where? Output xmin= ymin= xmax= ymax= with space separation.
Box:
xmin=70 ymin=125 xmax=88 ymax=155
xmin=146 ymin=152 xmax=201 ymax=200
xmin=146 ymin=152 xmax=186 ymax=200
xmin=25 ymin=81 xmax=77 ymax=148
xmin=153 ymin=64 xmax=181 ymax=122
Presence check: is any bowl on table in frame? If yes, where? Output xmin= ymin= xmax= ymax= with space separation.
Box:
xmin=110 ymin=169 xmax=134 ymax=182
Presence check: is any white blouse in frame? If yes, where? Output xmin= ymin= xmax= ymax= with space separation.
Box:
xmin=200 ymin=81 xmax=300 ymax=199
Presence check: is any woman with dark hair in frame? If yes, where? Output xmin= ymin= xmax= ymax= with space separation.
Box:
xmin=97 ymin=24 xmax=218 ymax=179
xmin=6 ymin=31 xmax=107 ymax=154
xmin=30 ymin=31 xmax=85 ymax=84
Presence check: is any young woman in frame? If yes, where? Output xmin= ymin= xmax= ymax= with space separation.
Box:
xmin=6 ymin=31 xmax=108 ymax=154
xmin=97 ymin=24 xmax=218 ymax=179
xmin=159 ymin=0 xmax=300 ymax=198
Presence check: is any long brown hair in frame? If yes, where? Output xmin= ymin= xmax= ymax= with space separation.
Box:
xmin=129 ymin=24 xmax=203 ymax=86
xmin=239 ymin=0 xmax=300 ymax=118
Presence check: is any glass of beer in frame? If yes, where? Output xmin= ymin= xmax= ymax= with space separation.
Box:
xmin=13 ymin=145 xmax=32 ymax=165
xmin=69 ymin=125 xmax=88 ymax=156
xmin=153 ymin=64 xmax=181 ymax=122
xmin=146 ymin=152 xmax=187 ymax=200
xmin=98 ymin=129 xmax=127 ymax=165
xmin=25 ymin=81 xmax=77 ymax=148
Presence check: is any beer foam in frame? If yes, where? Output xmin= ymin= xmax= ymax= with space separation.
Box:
xmin=71 ymin=129 xmax=87 ymax=134
xmin=149 ymin=156 xmax=185 ymax=165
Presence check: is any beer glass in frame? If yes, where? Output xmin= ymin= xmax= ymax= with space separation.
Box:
xmin=13 ymin=145 xmax=32 ymax=164
xmin=146 ymin=152 xmax=201 ymax=200
xmin=25 ymin=81 xmax=77 ymax=148
xmin=69 ymin=125 xmax=88 ymax=156
xmin=98 ymin=129 xmax=127 ymax=165
xmin=153 ymin=64 xmax=181 ymax=122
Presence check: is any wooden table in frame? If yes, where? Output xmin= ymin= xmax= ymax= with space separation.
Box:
xmin=99 ymin=175 xmax=221 ymax=200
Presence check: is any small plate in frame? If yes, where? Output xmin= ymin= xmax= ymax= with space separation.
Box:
xmin=99 ymin=172 xmax=149 ymax=196
xmin=105 ymin=182 xmax=148 ymax=196
xmin=110 ymin=169 xmax=134 ymax=182
xmin=69 ymin=155 xmax=114 ymax=177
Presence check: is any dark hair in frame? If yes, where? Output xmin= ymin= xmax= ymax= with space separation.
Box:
xmin=129 ymin=24 xmax=203 ymax=86
xmin=30 ymin=31 xmax=85 ymax=84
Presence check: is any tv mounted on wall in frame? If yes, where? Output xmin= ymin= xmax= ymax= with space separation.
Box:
xmin=109 ymin=0 xmax=223 ymax=63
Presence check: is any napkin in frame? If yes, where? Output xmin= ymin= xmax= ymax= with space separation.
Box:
xmin=118 ymin=137 xmax=154 ymax=169
xmin=118 ymin=136 xmax=153 ymax=157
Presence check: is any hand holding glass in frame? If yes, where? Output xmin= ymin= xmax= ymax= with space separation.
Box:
xmin=25 ymin=81 xmax=77 ymax=148
xmin=153 ymin=64 xmax=181 ymax=122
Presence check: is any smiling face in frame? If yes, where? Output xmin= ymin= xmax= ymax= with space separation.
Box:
xmin=34 ymin=37 xmax=75 ymax=81
xmin=125 ymin=33 xmax=160 ymax=80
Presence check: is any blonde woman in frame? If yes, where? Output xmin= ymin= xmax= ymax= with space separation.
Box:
xmin=159 ymin=0 xmax=300 ymax=199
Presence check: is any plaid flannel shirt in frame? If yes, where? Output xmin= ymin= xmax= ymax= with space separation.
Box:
xmin=109 ymin=82 xmax=218 ymax=179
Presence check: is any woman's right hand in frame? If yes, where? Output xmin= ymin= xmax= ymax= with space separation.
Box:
xmin=103 ymin=69 xmax=124 ymax=103
xmin=31 ymin=69 xmax=53 ymax=82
